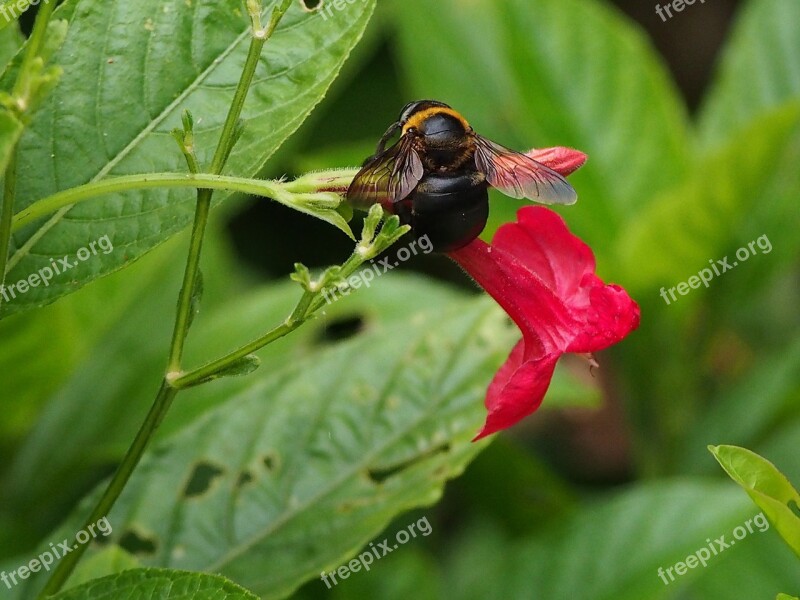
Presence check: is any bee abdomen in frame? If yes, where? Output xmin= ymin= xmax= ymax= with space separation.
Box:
xmin=396 ymin=171 xmax=489 ymax=253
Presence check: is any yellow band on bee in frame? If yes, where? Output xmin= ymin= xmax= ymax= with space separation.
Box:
xmin=402 ymin=107 xmax=470 ymax=134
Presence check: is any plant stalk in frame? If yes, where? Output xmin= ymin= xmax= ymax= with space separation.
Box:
xmin=37 ymin=2 xmax=293 ymax=594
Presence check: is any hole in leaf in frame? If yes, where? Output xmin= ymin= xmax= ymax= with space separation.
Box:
xmin=300 ymin=0 xmax=322 ymax=10
xmin=317 ymin=315 xmax=365 ymax=343
xmin=790 ymin=500 xmax=800 ymax=519
xmin=118 ymin=529 xmax=158 ymax=556
xmin=183 ymin=461 xmax=226 ymax=498
xmin=262 ymin=452 xmax=280 ymax=473
xmin=236 ymin=470 xmax=255 ymax=488
xmin=366 ymin=443 xmax=451 ymax=484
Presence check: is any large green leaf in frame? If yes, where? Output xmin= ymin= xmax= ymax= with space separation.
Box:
xmin=1 ymin=0 xmax=375 ymax=318
xmin=698 ymin=0 xmax=800 ymax=149
xmin=390 ymin=0 xmax=690 ymax=253
xmin=16 ymin=294 xmax=514 ymax=599
xmin=3 ymin=274 xmax=464 ymax=534
xmin=49 ymin=569 xmax=259 ymax=600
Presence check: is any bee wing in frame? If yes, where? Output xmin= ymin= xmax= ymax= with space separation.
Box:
xmin=473 ymin=135 xmax=577 ymax=205
xmin=346 ymin=135 xmax=424 ymax=209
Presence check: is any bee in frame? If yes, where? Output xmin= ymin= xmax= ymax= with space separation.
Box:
xmin=346 ymin=100 xmax=577 ymax=252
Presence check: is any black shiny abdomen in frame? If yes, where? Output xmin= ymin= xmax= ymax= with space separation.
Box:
xmin=394 ymin=171 xmax=489 ymax=253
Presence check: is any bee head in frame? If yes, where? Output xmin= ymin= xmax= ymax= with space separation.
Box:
xmin=400 ymin=100 xmax=470 ymax=150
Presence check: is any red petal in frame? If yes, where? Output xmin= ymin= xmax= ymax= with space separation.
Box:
xmin=449 ymin=206 xmax=639 ymax=439
xmin=474 ymin=342 xmax=559 ymax=441
xmin=525 ymin=146 xmax=588 ymax=176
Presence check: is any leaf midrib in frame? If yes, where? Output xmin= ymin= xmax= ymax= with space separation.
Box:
xmin=201 ymin=302 xmax=496 ymax=575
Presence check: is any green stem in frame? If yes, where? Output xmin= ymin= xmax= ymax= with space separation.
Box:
xmin=172 ymin=307 xmax=308 ymax=389
xmin=166 ymin=17 xmax=270 ymax=371
xmin=12 ymin=0 xmax=57 ymax=99
xmin=1 ymin=0 xmax=58 ymax=305
xmin=0 ymin=151 xmax=17 ymax=311
xmin=38 ymin=382 xmax=178 ymax=597
xmin=37 ymin=2 xmax=294 ymax=595
xmin=167 ymin=191 xmax=212 ymax=371
xmin=173 ymin=244 xmax=377 ymax=389
xmin=10 ymin=173 xmax=327 ymax=232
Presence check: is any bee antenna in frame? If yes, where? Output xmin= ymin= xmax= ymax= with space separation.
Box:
xmin=375 ymin=121 xmax=401 ymax=154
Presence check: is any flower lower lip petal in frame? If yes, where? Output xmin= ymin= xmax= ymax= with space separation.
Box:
xmin=449 ymin=205 xmax=640 ymax=439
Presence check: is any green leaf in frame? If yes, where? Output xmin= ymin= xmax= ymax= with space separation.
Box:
xmin=28 ymin=293 xmax=514 ymax=599
xmin=2 ymin=0 xmax=376 ymax=317
xmin=1 ymin=274 xmax=467 ymax=556
xmin=187 ymin=353 xmax=261 ymax=386
xmin=709 ymin=445 xmax=800 ymax=558
xmin=0 ymin=19 xmax=22 ymax=72
xmin=777 ymin=594 xmax=800 ymax=600
xmin=698 ymin=0 xmax=800 ymax=149
xmin=68 ymin=547 xmax=140 ymax=589
xmin=49 ymin=569 xmax=259 ymax=600
xmin=391 ymin=0 xmax=690 ymax=251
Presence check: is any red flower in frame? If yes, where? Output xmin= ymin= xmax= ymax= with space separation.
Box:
xmin=448 ymin=147 xmax=639 ymax=440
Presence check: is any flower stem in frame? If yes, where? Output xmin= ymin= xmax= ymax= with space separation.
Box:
xmin=10 ymin=173 xmax=342 ymax=232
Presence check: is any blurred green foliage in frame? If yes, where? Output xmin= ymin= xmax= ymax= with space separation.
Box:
xmin=1 ymin=0 xmax=798 ymax=599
